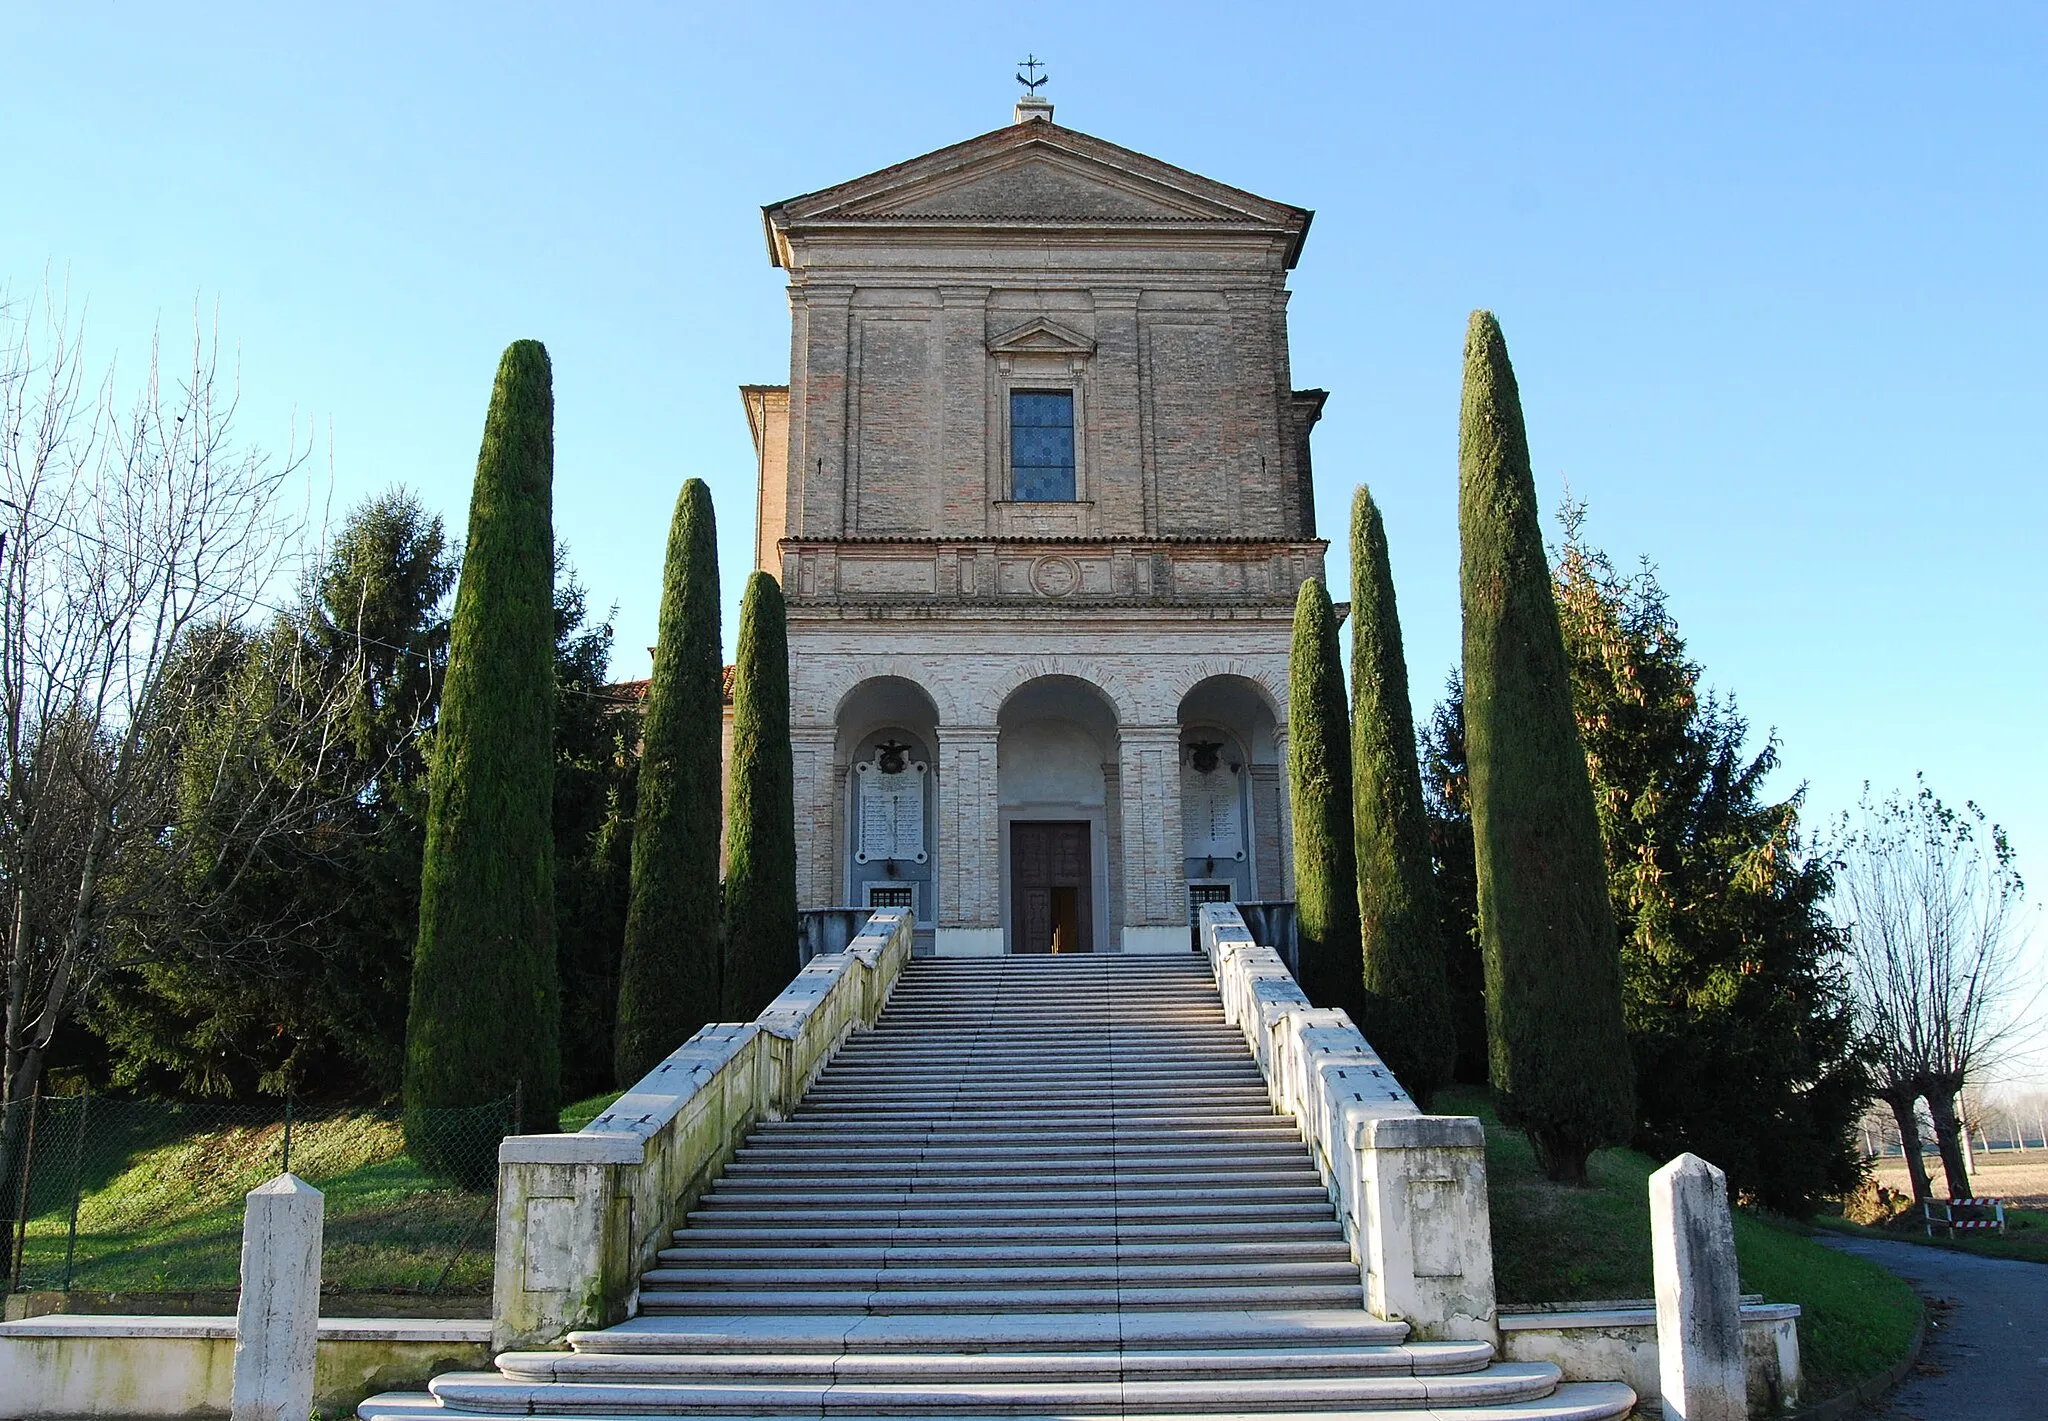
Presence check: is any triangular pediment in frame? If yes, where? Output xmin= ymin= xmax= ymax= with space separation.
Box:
xmin=765 ymin=121 xmax=1311 ymax=263
xmin=843 ymin=149 xmax=1250 ymax=223
xmin=988 ymin=317 xmax=1095 ymax=357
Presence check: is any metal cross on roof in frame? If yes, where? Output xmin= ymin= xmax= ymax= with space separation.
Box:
xmin=1016 ymin=55 xmax=1048 ymax=94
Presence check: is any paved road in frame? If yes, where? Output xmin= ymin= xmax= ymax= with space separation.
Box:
xmin=1818 ymin=1234 xmax=2045 ymax=1419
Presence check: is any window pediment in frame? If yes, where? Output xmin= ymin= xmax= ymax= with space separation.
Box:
xmin=988 ymin=317 xmax=1096 ymax=360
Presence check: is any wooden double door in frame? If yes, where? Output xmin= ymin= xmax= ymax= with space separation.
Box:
xmin=1010 ymin=821 xmax=1092 ymax=954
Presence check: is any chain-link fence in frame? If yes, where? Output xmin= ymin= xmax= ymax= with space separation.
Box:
xmin=0 ymin=1091 xmax=515 ymax=1301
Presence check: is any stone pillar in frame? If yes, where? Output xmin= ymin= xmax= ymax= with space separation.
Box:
xmin=1118 ymin=725 xmax=1186 ymax=953
xmin=230 ymin=1173 xmax=323 ymax=1421
xmin=936 ymin=725 xmax=1001 ymax=955
xmin=1357 ymin=1116 xmax=1496 ymax=1343
xmin=791 ymin=727 xmax=838 ymax=910
xmin=1651 ymin=1153 xmax=1747 ymax=1421
xmin=1272 ymin=725 xmax=1296 ymax=899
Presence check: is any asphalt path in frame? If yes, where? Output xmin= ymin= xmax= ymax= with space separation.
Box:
xmin=1818 ymin=1233 xmax=2045 ymax=1419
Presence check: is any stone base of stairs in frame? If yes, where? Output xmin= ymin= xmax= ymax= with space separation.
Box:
xmin=363 ymin=958 xmax=1633 ymax=1420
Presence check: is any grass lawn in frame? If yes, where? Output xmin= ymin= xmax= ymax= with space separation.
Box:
xmin=17 ymin=1108 xmax=494 ymax=1296
xmin=557 ymin=1091 xmax=625 ymax=1133
xmin=1809 ymin=1206 xmax=2048 ymax=1266
xmin=1442 ymin=1087 xmax=1923 ymax=1398
xmin=13 ymin=1089 xmax=628 ymax=1297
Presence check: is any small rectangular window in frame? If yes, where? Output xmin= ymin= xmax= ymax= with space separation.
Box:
xmin=1010 ymin=391 xmax=1075 ymax=501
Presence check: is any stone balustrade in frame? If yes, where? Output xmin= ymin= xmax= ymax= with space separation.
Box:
xmin=1197 ymin=901 xmax=1497 ymax=1343
xmin=491 ymin=909 xmax=914 ymax=1351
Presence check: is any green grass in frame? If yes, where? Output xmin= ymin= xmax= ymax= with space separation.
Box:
xmin=558 ymin=1090 xmax=624 ymax=1133
xmin=16 ymin=1108 xmax=495 ymax=1295
xmin=12 ymin=1090 xmax=621 ymax=1297
xmin=1810 ymin=1206 xmax=2048 ymax=1266
xmin=1444 ymin=1087 xmax=1922 ymax=1397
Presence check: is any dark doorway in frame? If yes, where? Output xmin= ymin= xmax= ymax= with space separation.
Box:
xmin=1011 ymin=821 xmax=1092 ymax=954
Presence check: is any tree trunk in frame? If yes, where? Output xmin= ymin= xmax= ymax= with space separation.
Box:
xmin=1878 ymin=1086 xmax=1932 ymax=1202
xmin=1924 ymin=1078 xmax=1973 ymax=1200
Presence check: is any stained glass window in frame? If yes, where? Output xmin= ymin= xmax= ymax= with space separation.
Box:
xmin=1010 ymin=391 xmax=1075 ymax=501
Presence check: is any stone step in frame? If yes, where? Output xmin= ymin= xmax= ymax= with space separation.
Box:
xmin=656 ymin=1240 xmax=1352 ymax=1265
xmin=745 ymin=1126 xmax=1303 ymax=1146
xmin=791 ymin=1099 xmax=1281 ymax=1114
xmin=798 ymin=1081 xmax=1261 ymax=1089
xmin=418 ymin=1362 xmax=1566 ymax=1414
xmin=831 ymin=1040 xmax=1245 ymax=1048
xmin=777 ymin=1116 xmax=1288 ymax=1130
xmin=782 ymin=1119 xmax=1288 ymax=1133
xmin=496 ymin=1339 xmax=1492 ymax=1383
xmin=696 ymin=1184 xmax=1331 ymax=1208
xmin=825 ymin=1052 xmax=1250 ymax=1066
xmin=875 ymin=1013 xmax=1226 ymax=1023
xmin=642 ymin=1258 xmax=1361 ymax=1288
xmin=363 ymin=1384 xmax=1639 ymax=1421
xmin=797 ymin=1089 xmax=1278 ymax=1106
xmin=720 ymin=1154 xmax=1314 ymax=1176
xmin=566 ymin=1309 xmax=1414 ymax=1354
xmin=730 ymin=1144 xmax=1307 ymax=1165
xmin=749 ymin=1118 xmax=1301 ymax=1137
xmin=633 ymin=1282 xmax=1366 ymax=1312
xmin=671 ymin=1221 xmax=1347 ymax=1245
xmin=813 ymin=1065 xmax=1266 ymax=1081
xmin=684 ymin=1201 xmax=1340 ymax=1226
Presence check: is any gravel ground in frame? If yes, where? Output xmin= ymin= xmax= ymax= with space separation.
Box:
xmin=1870 ymin=1153 xmax=2048 ymax=1207
xmin=1819 ymin=1234 xmax=2046 ymax=1420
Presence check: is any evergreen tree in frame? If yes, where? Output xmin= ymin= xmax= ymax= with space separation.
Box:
xmin=1418 ymin=675 xmax=1491 ymax=1085
xmin=1421 ymin=509 xmax=1869 ymax=1211
xmin=615 ymin=479 xmax=723 ymax=1083
xmin=404 ymin=341 xmax=560 ymax=1177
xmin=721 ymin=571 xmax=797 ymax=1019
xmin=1457 ymin=310 xmax=1633 ymax=1182
xmin=1348 ymin=485 xmax=1455 ymax=1104
xmin=88 ymin=492 xmax=455 ymax=1100
xmin=551 ymin=562 xmax=636 ymax=1102
xmin=1288 ymin=577 xmax=1364 ymax=1018
xmin=1552 ymin=510 xmax=1864 ymax=1211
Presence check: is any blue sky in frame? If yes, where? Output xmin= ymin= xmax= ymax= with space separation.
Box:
xmin=5 ymin=3 xmax=2042 ymax=1056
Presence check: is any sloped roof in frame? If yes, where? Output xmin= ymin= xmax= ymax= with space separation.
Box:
xmin=763 ymin=120 xmax=1312 ymax=268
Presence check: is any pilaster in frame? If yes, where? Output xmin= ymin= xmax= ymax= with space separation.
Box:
xmin=937 ymin=726 xmax=1001 ymax=938
xmin=939 ymin=287 xmax=991 ymax=536
xmin=1273 ymin=725 xmax=1296 ymax=899
xmin=1091 ymin=289 xmax=1144 ymax=534
xmin=1118 ymin=725 xmax=1186 ymax=948
xmin=791 ymin=728 xmax=838 ymax=909
xmin=796 ymin=284 xmax=854 ymax=539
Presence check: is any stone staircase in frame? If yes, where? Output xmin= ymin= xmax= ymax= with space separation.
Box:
xmin=363 ymin=955 xmax=1634 ymax=1420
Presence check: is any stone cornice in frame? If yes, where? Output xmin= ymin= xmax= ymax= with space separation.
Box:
xmin=778 ymin=537 xmax=1328 ymax=613
xmin=763 ymin=121 xmax=1312 ymax=270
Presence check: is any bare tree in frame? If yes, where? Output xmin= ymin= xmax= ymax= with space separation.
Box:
xmin=0 ymin=287 xmax=344 ymax=1120
xmin=1839 ymin=777 xmax=2030 ymax=1200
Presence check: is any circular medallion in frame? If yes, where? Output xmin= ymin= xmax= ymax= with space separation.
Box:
xmin=1031 ymin=556 xmax=1081 ymax=598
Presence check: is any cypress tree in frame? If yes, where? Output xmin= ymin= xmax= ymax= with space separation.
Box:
xmin=404 ymin=340 xmax=560 ymax=1179
xmin=1457 ymin=310 xmax=1633 ymax=1182
xmin=1288 ymin=577 xmax=1365 ymax=1018
xmin=614 ymin=479 xmax=723 ymax=1084
xmin=1349 ymin=484 xmax=1456 ymax=1105
xmin=721 ymin=570 xmax=798 ymax=1019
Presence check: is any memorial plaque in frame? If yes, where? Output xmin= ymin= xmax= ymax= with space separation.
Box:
xmin=1181 ymin=761 xmax=1245 ymax=860
xmin=855 ymin=757 xmax=927 ymax=863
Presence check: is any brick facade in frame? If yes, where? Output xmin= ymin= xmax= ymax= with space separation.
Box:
xmin=744 ymin=104 xmax=1328 ymax=954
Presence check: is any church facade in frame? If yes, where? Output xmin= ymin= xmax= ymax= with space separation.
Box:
xmin=743 ymin=94 xmax=1330 ymax=956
